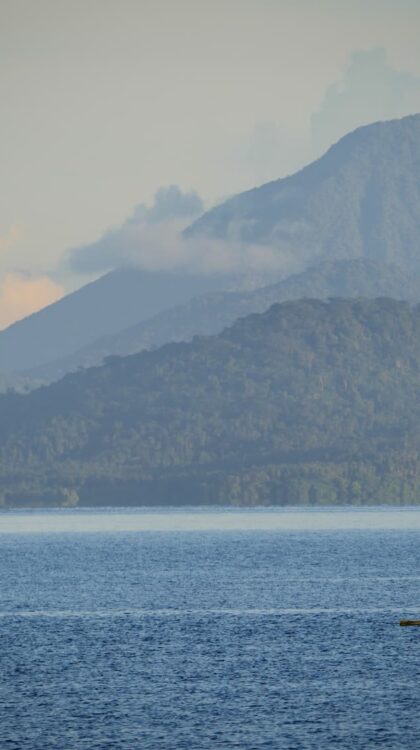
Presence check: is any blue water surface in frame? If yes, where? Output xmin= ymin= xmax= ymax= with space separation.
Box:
xmin=0 ymin=507 xmax=419 ymax=749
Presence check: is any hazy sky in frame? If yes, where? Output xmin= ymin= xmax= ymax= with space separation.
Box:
xmin=1 ymin=0 xmax=420 ymax=328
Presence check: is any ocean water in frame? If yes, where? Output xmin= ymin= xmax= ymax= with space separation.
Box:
xmin=1 ymin=507 xmax=420 ymax=749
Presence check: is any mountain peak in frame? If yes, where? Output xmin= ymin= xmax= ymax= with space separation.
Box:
xmin=186 ymin=114 xmax=420 ymax=275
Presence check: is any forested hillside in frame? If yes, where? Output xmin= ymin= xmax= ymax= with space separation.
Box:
xmin=0 ymin=268 xmax=234 ymax=375
xmin=25 ymin=259 xmax=420 ymax=382
xmin=1 ymin=298 xmax=419 ymax=508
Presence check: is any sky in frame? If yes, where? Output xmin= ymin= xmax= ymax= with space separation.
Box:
xmin=1 ymin=0 xmax=420 ymax=329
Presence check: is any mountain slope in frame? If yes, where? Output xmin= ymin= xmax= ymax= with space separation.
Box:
xmin=3 ymin=114 xmax=420 ymax=382
xmin=0 ymin=268 xmax=234 ymax=374
xmin=25 ymin=259 xmax=420 ymax=382
xmin=1 ymin=298 xmax=419 ymax=507
xmin=186 ymin=114 xmax=420 ymax=274
xmin=4 ymin=115 xmax=420 ymax=382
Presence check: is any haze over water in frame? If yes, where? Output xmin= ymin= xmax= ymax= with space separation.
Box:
xmin=2 ymin=506 xmax=420 ymax=534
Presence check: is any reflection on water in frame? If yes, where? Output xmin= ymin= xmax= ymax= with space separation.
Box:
xmin=1 ymin=506 xmax=420 ymax=534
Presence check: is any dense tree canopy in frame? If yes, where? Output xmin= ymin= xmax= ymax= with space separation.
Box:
xmin=1 ymin=298 xmax=420 ymax=507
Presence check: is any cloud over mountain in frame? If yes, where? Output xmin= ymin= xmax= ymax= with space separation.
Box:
xmin=187 ymin=113 xmax=420 ymax=276
xmin=67 ymin=184 xmax=292 ymax=280
xmin=68 ymin=185 xmax=204 ymax=275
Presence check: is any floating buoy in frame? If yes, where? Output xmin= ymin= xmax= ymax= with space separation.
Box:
xmin=400 ymin=620 xmax=420 ymax=626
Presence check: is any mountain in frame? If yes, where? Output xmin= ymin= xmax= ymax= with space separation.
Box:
xmin=0 ymin=267 xmax=235 ymax=375
xmin=186 ymin=114 xmax=420 ymax=275
xmin=24 ymin=259 xmax=420 ymax=382
xmin=0 ymin=372 xmax=42 ymax=394
xmin=2 ymin=114 xmax=420 ymax=384
xmin=1 ymin=298 xmax=419 ymax=508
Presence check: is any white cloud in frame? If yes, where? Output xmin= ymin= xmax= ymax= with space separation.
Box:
xmin=68 ymin=186 xmax=204 ymax=275
xmin=68 ymin=215 xmax=299 ymax=282
xmin=2 ymin=0 xmax=420 ymax=294
xmin=311 ymin=48 xmax=420 ymax=156
xmin=67 ymin=46 xmax=420 ymax=284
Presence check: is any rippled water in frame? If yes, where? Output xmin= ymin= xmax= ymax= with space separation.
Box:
xmin=1 ymin=508 xmax=420 ymax=749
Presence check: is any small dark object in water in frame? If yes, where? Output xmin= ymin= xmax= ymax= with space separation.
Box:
xmin=400 ymin=620 xmax=420 ymax=626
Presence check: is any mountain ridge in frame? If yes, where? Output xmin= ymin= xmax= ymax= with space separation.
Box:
xmin=23 ymin=258 xmax=420 ymax=383
xmin=0 ymin=268 xmax=236 ymax=374
xmin=2 ymin=113 xmax=420 ymax=383
xmin=186 ymin=113 xmax=420 ymax=273
xmin=1 ymin=297 xmax=419 ymax=507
